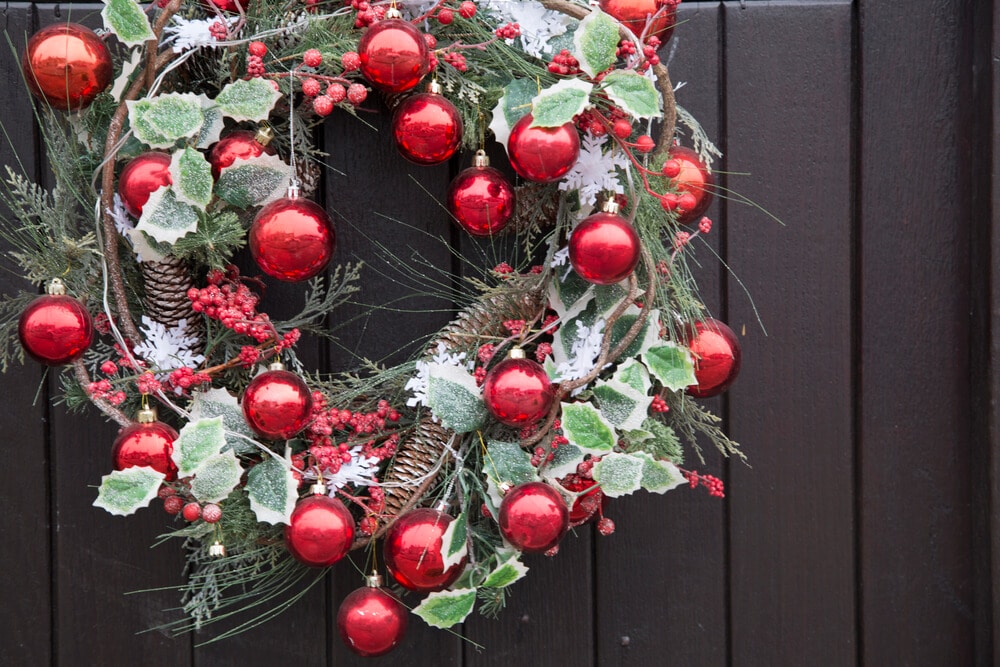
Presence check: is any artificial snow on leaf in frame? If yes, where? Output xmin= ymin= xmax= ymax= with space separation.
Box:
xmin=600 ymin=70 xmax=662 ymax=119
xmin=101 ymin=0 xmax=155 ymax=47
xmin=93 ymin=466 xmax=166 ymax=517
xmin=644 ymin=342 xmax=697 ymax=392
xmin=196 ymin=97 xmax=225 ymax=149
xmin=245 ymin=456 xmax=298 ymax=525
xmin=614 ymin=358 xmax=653 ymax=396
xmin=592 ymin=451 xmax=645 ymax=498
xmin=172 ymin=416 xmax=226 ymax=478
xmin=560 ymin=401 xmax=617 ymax=454
xmin=592 ymin=378 xmax=652 ymax=432
xmin=215 ymin=153 xmax=289 ymax=209
xmin=484 ymin=440 xmax=538 ymax=488
xmin=632 ymin=451 xmax=685 ymax=494
xmin=489 ymin=78 xmax=538 ymax=149
xmin=126 ymin=228 xmax=167 ymax=263
xmin=573 ymin=8 xmax=621 ymax=78
xmin=412 ymin=589 xmax=477 ymax=629
xmin=547 ymin=269 xmax=595 ymax=323
xmin=439 ymin=511 xmax=469 ymax=571
xmin=530 ymin=78 xmax=594 ymax=128
xmin=136 ymin=186 xmax=199 ymax=245
xmin=189 ymin=450 xmax=243 ymax=503
xmin=609 ymin=306 xmax=660 ymax=360
xmin=189 ymin=388 xmax=258 ymax=454
xmin=170 ymin=147 xmax=213 ymax=210
xmin=215 ymin=78 xmax=282 ymax=123
xmin=127 ymin=93 xmax=205 ymax=148
xmin=481 ymin=555 xmax=529 ymax=588
xmin=541 ymin=441 xmax=584 ymax=480
xmin=426 ymin=362 xmax=488 ymax=433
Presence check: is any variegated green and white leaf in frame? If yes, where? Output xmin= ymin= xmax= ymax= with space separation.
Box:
xmin=530 ymin=78 xmax=593 ymax=128
xmin=632 ymin=451 xmax=685 ymax=494
xmin=427 ymin=363 xmax=488 ymax=433
xmin=489 ymin=78 xmax=537 ymax=149
xmin=439 ymin=511 xmax=469 ymax=571
xmin=136 ymin=186 xmax=199 ymax=245
xmin=93 ymin=466 xmax=165 ymax=516
xmin=102 ymin=0 xmax=154 ymax=47
xmin=215 ymin=78 xmax=281 ymax=123
xmin=592 ymin=378 xmax=652 ymax=432
xmin=172 ymin=416 xmax=226 ymax=478
xmin=644 ymin=342 xmax=697 ymax=391
xmin=245 ymin=456 xmax=297 ymax=525
xmin=560 ymin=401 xmax=617 ymax=454
xmin=189 ymin=450 xmax=243 ymax=503
xmin=592 ymin=451 xmax=644 ymax=498
xmin=128 ymin=93 xmax=205 ymax=148
xmin=600 ymin=70 xmax=662 ymax=119
xmin=170 ymin=147 xmax=213 ymax=210
xmin=412 ymin=589 xmax=477 ymax=629
xmin=189 ymin=387 xmax=258 ymax=454
xmin=573 ymin=8 xmax=620 ymax=77
xmin=481 ymin=555 xmax=528 ymax=588
xmin=215 ymin=153 xmax=289 ymax=209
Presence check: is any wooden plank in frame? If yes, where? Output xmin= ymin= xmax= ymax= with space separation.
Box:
xmin=988 ymin=1 xmax=1000 ymax=661
xmin=724 ymin=2 xmax=856 ymax=665
xmin=595 ymin=4 xmax=728 ymax=666
xmin=0 ymin=5 xmax=51 ymax=665
xmin=858 ymin=0 xmax=977 ymax=663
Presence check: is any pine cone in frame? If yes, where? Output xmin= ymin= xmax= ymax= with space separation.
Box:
xmin=433 ymin=286 xmax=545 ymax=353
xmin=382 ymin=417 xmax=453 ymax=517
xmin=296 ymin=158 xmax=322 ymax=197
xmin=141 ymin=255 xmax=203 ymax=346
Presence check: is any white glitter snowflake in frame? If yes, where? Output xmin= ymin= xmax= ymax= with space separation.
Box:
xmin=482 ymin=0 xmax=573 ymax=58
xmin=163 ymin=16 xmax=238 ymax=53
xmin=559 ymin=134 xmax=630 ymax=207
xmin=323 ymin=446 xmax=380 ymax=490
xmin=108 ymin=193 xmax=133 ymax=235
xmin=556 ymin=319 xmax=606 ymax=393
xmin=132 ymin=316 xmax=205 ymax=372
xmin=404 ymin=343 xmax=471 ymax=407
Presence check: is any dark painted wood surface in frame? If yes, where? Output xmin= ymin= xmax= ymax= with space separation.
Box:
xmin=0 ymin=1 xmax=995 ymax=665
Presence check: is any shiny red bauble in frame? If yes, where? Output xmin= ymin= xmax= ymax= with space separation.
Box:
xmin=337 ymin=580 xmax=408 ymax=657
xmin=208 ymin=130 xmax=275 ymax=180
xmin=392 ymin=91 xmax=463 ymax=165
xmin=568 ymin=211 xmax=641 ymax=285
xmin=599 ymin=0 xmax=678 ymax=43
xmin=666 ymin=146 xmax=715 ymax=225
xmin=284 ymin=494 xmax=355 ymax=567
xmin=249 ymin=196 xmax=336 ymax=282
xmin=18 ymin=290 xmax=93 ymax=366
xmin=241 ymin=367 xmax=313 ymax=440
xmin=498 ymin=482 xmax=570 ymax=553
xmin=561 ymin=476 xmax=605 ymax=525
xmin=112 ymin=420 xmax=179 ymax=481
xmin=383 ymin=508 xmax=466 ymax=592
xmin=118 ymin=152 xmax=172 ymax=218
xmin=446 ymin=153 xmax=516 ymax=237
xmin=482 ymin=355 xmax=554 ymax=427
xmin=358 ymin=18 xmax=430 ymax=93
xmin=22 ymin=23 xmax=112 ymax=111
xmin=507 ymin=114 xmax=580 ymax=183
xmin=685 ymin=317 xmax=742 ymax=398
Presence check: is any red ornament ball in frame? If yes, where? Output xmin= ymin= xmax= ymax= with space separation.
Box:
xmin=118 ymin=152 xmax=172 ymax=218
xmin=446 ymin=157 xmax=516 ymax=237
xmin=507 ymin=114 xmax=580 ymax=183
xmin=561 ymin=476 xmax=605 ymax=525
xmin=568 ymin=211 xmax=641 ymax=285
xmin=392 ymin=92 xmax=463 ymax=165
xmin=22 ymin=23 xmax=112 ymax=111
xmin=207 ymin=130 xmax=275 ymax=180
xmin=482 ymin=355 xmax=554 ymax=427
xmin=358 ymin=19 xmax=430 ymax=93
xmin=499 ymin=482 xmax=570 ymax=553
xmin=249 ymin=197 xmax=336 ymax=282
xmin=384 ymin=508 xmax=466 ymax=592
xmin=242 ymin=367 xmax=313 ymax=440
xmin=284 ymin=494 xmax=355 ymax=567
xmin=599 ymin=0 xmax=678 ymax=43
xmin=112 ymin=421 xmax=179 ymax=480
xmin=666 ymin=146 xmax=715 ymax=225
xmin=685 ymin=317 xmax=742 ymax=398
xmin=337 ymin=582 xmax=408 ymax=657
xmin=18 ymin=291 xmax=93 ymax=366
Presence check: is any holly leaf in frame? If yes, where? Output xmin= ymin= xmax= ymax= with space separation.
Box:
xmin=592 ymin=451 xmax=644 ymax=498
xmin=189 ymin=388 xmax=259 ymax=454
xmin=640 ymin=418 xmax=684 ymax=463
xmin=644 ymin=342 xmax=697 ymax=391
xmin=126 ymin=228 xmax=167 ymax=263
xmin=127 ymin=94 xmax=205 ymax=148
xmin=600 ymin=70 xmax=662 ymax=119
xmin=170 ymin=147 xmax=213 ymax=210
xmin=215 ymin=153 xmax=289 ymax=209
xmin=560 ymin=401 xmax=617 ymax=454
xmin=101 ymin=0 xmax=154 ymax=47
xmin=484 ymin=441 xmax=537 ymax=488
xmin=215 ymin=78 xmax=281 ymax=123
xmin=93 ymin=466 xmax=165 ymax=517
xmin=439 ymin=511 xmax=469 ymax=571
xmin=136 ymin=186 xmax=199 ymax=245
xmin=530 ymin=78 xmax=593 ymax=128
xmin=245 ymin=456 xmax=297 ymax=525
xmin=197 ymin=96 xmax=225 ymax=149
xmin=189 ymin=450 xmax=243 ymax=503
xmin=573 ymin=8 xmax=621 ymax=78
xmin=426 ymin=363 xmax=488 ymax=433
xmin=632 ymin=451 xmax=685 ymax=494
xmin=609 ymin=307 xmax=659 ymax=360
xmin=592 ymin=378 xmax=652 ymax=432
xmin=413 ymin=589 xmax=477 ymax=629
xmin=541 ymin=442 xmax=584 ymax=480
xmin=489 ymin=78 xmax=537 ymax=149
xmin=110 ymin=49 xmax=143 ymax=102
xmin=481 ymin=555 xmax=529 ymax=588
xmin=172 ymin=416 xmax=226 ymax=478
xmin=614 ymin=358 xmax=652 ymax=395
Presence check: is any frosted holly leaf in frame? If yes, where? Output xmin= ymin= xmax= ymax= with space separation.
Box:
xmin=439 ymin=511 xmax=469 ymax=571
xmin=190 ymin=450 xmax=243 ymax=503
xmin=489 ymin=78 xmax=537 ymax=149
xmin=600 ymin=70 xmax=662 ymax=120
xmin=246 ymin=456 xmax=297 ymax=525
xmin=481 ymin=555 xmax=529 ymax=588
xmin=170 ymin=147 xmax=213 ymax=210
xmin=172 ymin=416 xmax=226 ymax=478
xmin=592 ymin=452 xmax=645 ymax=498
xmin=215 ymin=153 xmax=289 ymax=209
xmin=541 ymin=441 xmax=584 ymax=480
xmin=560 ymin=402 xmax=616 ymax=454
xmin=136 ymin=186 xmax=199 ymax=245
xmin=592 ymin=378 xmax=652 ymax=432
xmin=547 ymin=269 xmax=594 ymax=321
xmin=413 ymin=589 xmax=477 ymax=629
xmin=426 ymin=363 xmax=488 ymax=433
xmin=573 ymin=8 xmax=620 ymax=78
xmin=102 ymin=0 xmax=154 ymax=47
xmin=484 ymin=440 xmax=538 ymax=489
xmin=189 ymin=388 xmax=258 ymax=454
xmin=93 ymin=466 xmax=166 ymax=516
xmin=215 ymin=78 xmax=282 ymax=123
xmin=593 ymin=281 xmax=630 ymax=317
xmin=530 ymin=78 xmax=593 ymax=128
xmin=196 ymin=96 xmax=225 ymax=149
xmin=614 ymin=358 xmax=652 ymax=395
xmin=644 ymin=342 xmax=697 ymax=392
xmin=110 ymin=49 xmax=142 ymax=102
xmin=126 ymin=228 xmax=167 ymax=263
xmin=609 ymin=306 xmax=660 ymax=360
xmin=632 ymin=451 xmax=685 ymax=494
xmin=127 ymin=93 xmax=205 ymax=148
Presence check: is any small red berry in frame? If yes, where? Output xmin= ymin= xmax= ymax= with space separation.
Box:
xmin=327 ymin=83 xmax=347 ymax=104
xmin=248 ymin=41 xmax=267 ymax=57
xmin=424 ymin=33 xmax=437 ymax=49
xmin=663 ymin=159 xmax=681 ymax=178
xmin=347 ymin=83 xmax=368 ymax=105
xmin=301 ymin=78 xmax=321 ymax=97
xmin=182 ymin=502 xmax=202 ymax=522
xmin=313 ymin=95 xmax=334 ymax=116
xmin=597 ymin=517 xmax=615 ymax=536
xmin=635 ymin=135 xmax=656 ymax=153
xmin=163 ymin=495 xmax=184 ymax=515
xmin=613 ymin=118 xmax=632 ymax=139
xmin=157 ymin=485 xmax=176 ymax=499
xmin=201 ymin=503 xmax=223 ymax=523
xmin=302 ymin=48 xmax=322 ymax=68
xmin=678 ymin=192 xmax=698 ymax=212
xmin=437 ymin=8 xmax=454 ymax=24
xmin=459 ymin=1 xmax=476 ymax=18
xmin=341 ymin=51 xmax=361 ymax=71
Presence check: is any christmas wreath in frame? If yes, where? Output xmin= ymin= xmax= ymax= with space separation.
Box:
xmin=4 ymin=0 xmax=748 ymax=654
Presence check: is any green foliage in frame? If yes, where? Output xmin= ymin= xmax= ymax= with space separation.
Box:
xmin=171 ymin=210 xmax=246 ymax=269
xmin=666 ymin=392 xmax=745 ymax=462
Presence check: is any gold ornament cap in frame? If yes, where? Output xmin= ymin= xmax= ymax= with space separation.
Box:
xmin=601 ymin=197 xmax=621 ymax=215
xmin=208 ymin=541 xmax=227 ymax=558
xmin=136 ymin=406 xmax=157 ymax=424
xmin=428 ymin=79 xmax=443 ymax=95
xmin=309 ymin=480 xmax=328 ymax=496
xmin=385 ymin=6 xmax=403 ymax=19
xmin=268 ymin=360 xmax=286 ymax=372
xmin=508 ymin=346 xmax=526 ymax=360
xmin=46 ymin=278 xmax=67 ymax=296
xmin=255 ymin=123 xmax=275 ymax=147
xmin=473 ymin=149 xmax=490 ymax=168
xmin=365 ymin=573 xmax=383 ymax=588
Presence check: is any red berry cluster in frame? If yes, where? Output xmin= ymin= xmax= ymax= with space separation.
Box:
xmin=246 ymin=55 xmax=265 ymax=78
xmin=87 ymin=378 xmax=126 ymax=406
xmin=681 ymin=469 xmax=726 ymax=498
xmin=534 ymin=342 xmax=553 ymax=363
xmin=350 ymin=0 xmax=385 ymax=27
xmin=531 ymin=419 xmax=569 ymax=467
xmin=650 ymin=395 xmax=669 ymax=413
xmin=160 ymin=484 xmax=224 ymax=522
xmin=167 ymin=366 xmax=212 ymax=393
xmin=548 ymin=49 xmax=581 ymax=76
xmin=208 ymin=20 xmax=228 ymax=41
xmin=443 ymin=51 xmax=467 ymax=72
xmin=495 ymin=22 xmax=521 ymax=40
xmin=502 ymin=319 xmax=525 ymax=336
xmin=187 ymin=267 xmax=274 ymax=343
xmin=698 ymin=216 xmax=713 ymax=234
xmin=673 ymin=230 xmax=691 ymax=249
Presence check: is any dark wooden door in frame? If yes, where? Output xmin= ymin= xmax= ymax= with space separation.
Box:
xmin=1 ymin=1 xmax=996 ymax=665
